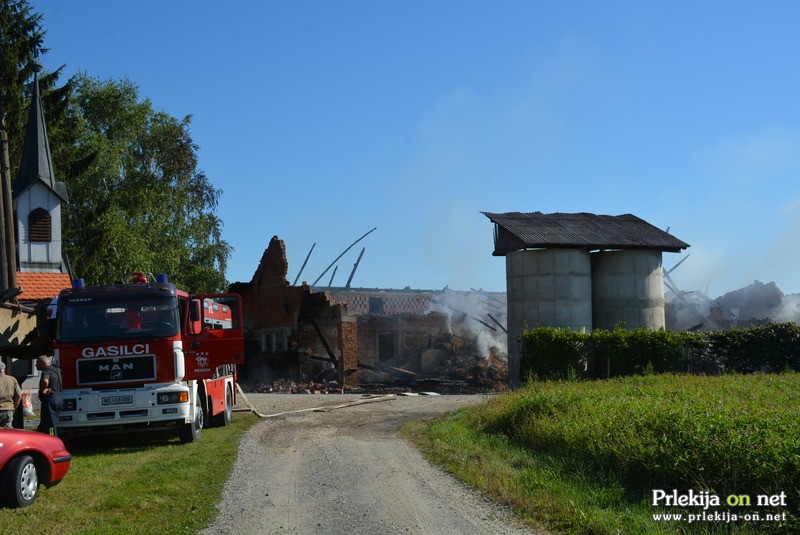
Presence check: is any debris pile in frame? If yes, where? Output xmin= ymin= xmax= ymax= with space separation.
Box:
xmin=242 ymin=378 xmax=342 ymax=394
xmin=357 ymin=328 xmax=509 ymax=394
xmin=239 ymin=325 xmax=509 ymax=395
xmin=667 ymin=280 xmax=800 ymax=331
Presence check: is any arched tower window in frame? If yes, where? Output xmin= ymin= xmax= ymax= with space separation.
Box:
xmin=28 ymin=207 xmax=51 ymax=242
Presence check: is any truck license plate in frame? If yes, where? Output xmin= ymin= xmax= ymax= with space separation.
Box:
xmin=101 ymin=395 xmax=133 ymax=406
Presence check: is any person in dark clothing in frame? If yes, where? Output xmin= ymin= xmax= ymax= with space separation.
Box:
xmin=12 ymin=374 xmax=26 ymax=429
xmin=36 ymin=355 xmax=62 ymax=435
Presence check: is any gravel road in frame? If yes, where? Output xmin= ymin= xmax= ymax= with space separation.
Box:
xmin=201 ymin=393 xmax=543 ymax=535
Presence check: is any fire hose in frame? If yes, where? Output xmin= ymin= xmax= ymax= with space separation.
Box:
xmin=234 ymin=382 xmax=396 ymax=418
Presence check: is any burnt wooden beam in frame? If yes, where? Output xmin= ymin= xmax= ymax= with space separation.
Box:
xmin=327 ymin=265 xmax=338 ymax=288
xmin=312 ymin=227 xmax=377 ymax=286
xmin=385 ymin=365 xmax=416 ymax=376
xmin=292 ymin=242 xmax=316 ymax=286
xmin=345 ymin=247 xmax=365 ymax=289
xmin=357 ymin=362 xmax=416 ymax=376
xmin=487 ymin=313 xmax=508 ymax=334
xmin=471 ymin=316 xmax=497 ymax=332
xmin=309 ymin=317 xmax=338 ymax=367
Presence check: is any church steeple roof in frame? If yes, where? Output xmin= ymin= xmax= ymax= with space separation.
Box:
xmin=13 ymin=67 xmax=68 ymax=202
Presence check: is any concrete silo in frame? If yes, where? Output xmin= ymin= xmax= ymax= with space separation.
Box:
xmin=483 ymin=211 xmax=689 ymax=386
xmin=506 ymin=248 xmax=592 ymax=384
xmin=591 ymin=250 xmax=665 ymax=331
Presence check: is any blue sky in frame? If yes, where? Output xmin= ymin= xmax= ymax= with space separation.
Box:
xmin=30 ymin=1 xmax=800 ymax=297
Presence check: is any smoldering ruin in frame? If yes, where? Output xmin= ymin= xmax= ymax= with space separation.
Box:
xmin=231 ymin=236 xmax=509 ymax=395
xmin=349 ymin=289 xmax=509 ymax=394
xmin=667 ymin=279 xmax=800 ymax=331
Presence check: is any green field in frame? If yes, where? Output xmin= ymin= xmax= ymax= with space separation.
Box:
xmin=404 ymin=373 xmax=799 ymax=534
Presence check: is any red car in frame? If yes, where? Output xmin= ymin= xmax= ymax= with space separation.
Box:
xmin=0 ymin=429 xmax=72 ymax=507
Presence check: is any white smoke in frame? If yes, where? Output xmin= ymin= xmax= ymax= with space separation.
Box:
xmin=667 ymin=280 xmax=800 ymax=330
xmin=426 ymin=289 xmax=508 ymax=358
xmin=771 ymin=294 xmax=800 ymax=323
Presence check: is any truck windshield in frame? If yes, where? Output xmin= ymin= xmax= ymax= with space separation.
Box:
xmin=57 ymin=297 xmax=180 ymax=343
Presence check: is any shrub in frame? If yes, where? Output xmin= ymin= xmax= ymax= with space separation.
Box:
xmin=519 ymin=323 xmax=800 ymax=382
xmin=520 ymin=327 xmax=586 ymax=380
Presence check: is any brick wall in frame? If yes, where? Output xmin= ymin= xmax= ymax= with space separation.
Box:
xmin=357 ymin=313 xmax=449 ymax=367
xmin=338 ymin=317 xmax=358 ymax=388
xmin=326 ymin=288 xmax=507 ymax=317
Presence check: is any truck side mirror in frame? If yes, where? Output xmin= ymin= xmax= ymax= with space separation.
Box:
xmin=190 ymin=299 xmax=201 ymax=323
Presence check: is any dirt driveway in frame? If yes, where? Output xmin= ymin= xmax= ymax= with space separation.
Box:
xmin=201 ymin=393 xmax=542 ymax=535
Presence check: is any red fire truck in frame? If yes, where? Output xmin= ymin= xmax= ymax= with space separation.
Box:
xmin=52 ymin=273 xmax=243 ymax=444
xmin=203 ymin=298 xmax=233 ymax=329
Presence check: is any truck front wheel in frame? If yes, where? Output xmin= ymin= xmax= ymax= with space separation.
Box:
xmin=178 ymin=397 xmax=203 ymax=444
xmin=213 ymin=386 xmax=233 ymax=427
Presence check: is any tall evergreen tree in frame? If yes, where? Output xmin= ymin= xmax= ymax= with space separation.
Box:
xmin=0 ymin=0 xmax=43 ymax=142
xmin=1 ymin=1 xmax=76 ymax=176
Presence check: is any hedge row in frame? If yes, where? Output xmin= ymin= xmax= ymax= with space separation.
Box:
xmin=520 ymin=322 xmax=800 ymax=380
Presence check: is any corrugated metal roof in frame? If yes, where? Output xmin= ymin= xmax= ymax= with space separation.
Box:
xmin=482 ymin=211 xmax=689 ymax=255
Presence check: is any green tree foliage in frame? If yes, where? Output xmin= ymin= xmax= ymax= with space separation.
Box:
xmin=520 ymin=326 xmax=585 ymax=380
xmin=53 ymin=75 xmax=231 ymax=293
xmin=2 ymin=1 xmax=230 ymax=292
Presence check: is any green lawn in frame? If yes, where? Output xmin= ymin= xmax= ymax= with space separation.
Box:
xmin=0 ymin=413 xmax=259 ymax=535
xmin=404 ymin=373 xmax=799 ymax=535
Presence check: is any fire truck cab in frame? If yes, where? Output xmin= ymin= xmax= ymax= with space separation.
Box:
xmin=53 ymin=274 xmax=243 ymax=444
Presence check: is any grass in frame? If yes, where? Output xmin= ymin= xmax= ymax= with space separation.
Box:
xmin=403 ymin=373 xmax=800 ymax=535
xmin=5 ymin=376 xmax=797 ymax=534
xmin=0 ymin=413 xmax=259 ymax=535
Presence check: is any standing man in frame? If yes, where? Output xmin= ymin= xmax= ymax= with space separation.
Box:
xmin=11 ymin=370 xmax=27 ymax=429
xmin=0 ymin=361 xmax=22 ymax=429
xmin=35 ymin=355 xmax=62 ymax=435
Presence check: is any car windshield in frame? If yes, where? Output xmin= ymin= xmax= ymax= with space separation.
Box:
xmin=57 ymin=297 xmax=179 ymax=342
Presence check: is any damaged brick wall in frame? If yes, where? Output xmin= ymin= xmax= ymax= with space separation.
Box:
xmin=338 ymin=317 xmax=358 ymax=388
xmin=233 ymin=237 xmax=509 ymax=391
xmin=326 ymin=289 xmax=432 ymax=315
xmin=230 ymin=236 xmax=355 ymax=388
xmin=357 ymin=313 xmax=449 ymax=368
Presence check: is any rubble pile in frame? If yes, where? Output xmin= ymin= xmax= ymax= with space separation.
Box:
xmin=358 ymin=328 xmax=509 ymax=394
xmin=667 ymin=280 xmax=800 ymax=331
xmin=242 ymin=378 xmax=342 ymax=394
xmin=239 ymin=308 xmax=510 ymax=394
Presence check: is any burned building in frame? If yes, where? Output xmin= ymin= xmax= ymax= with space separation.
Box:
xmin=231 ymin=236 xmax=508 ymax=392
xmin=229 ymin=237 xmax=358 ymax=391
xmin=325 ymin=287 xmax=508 ymax=390
xmin=666 ymin=280 xmax=800 ymax=331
